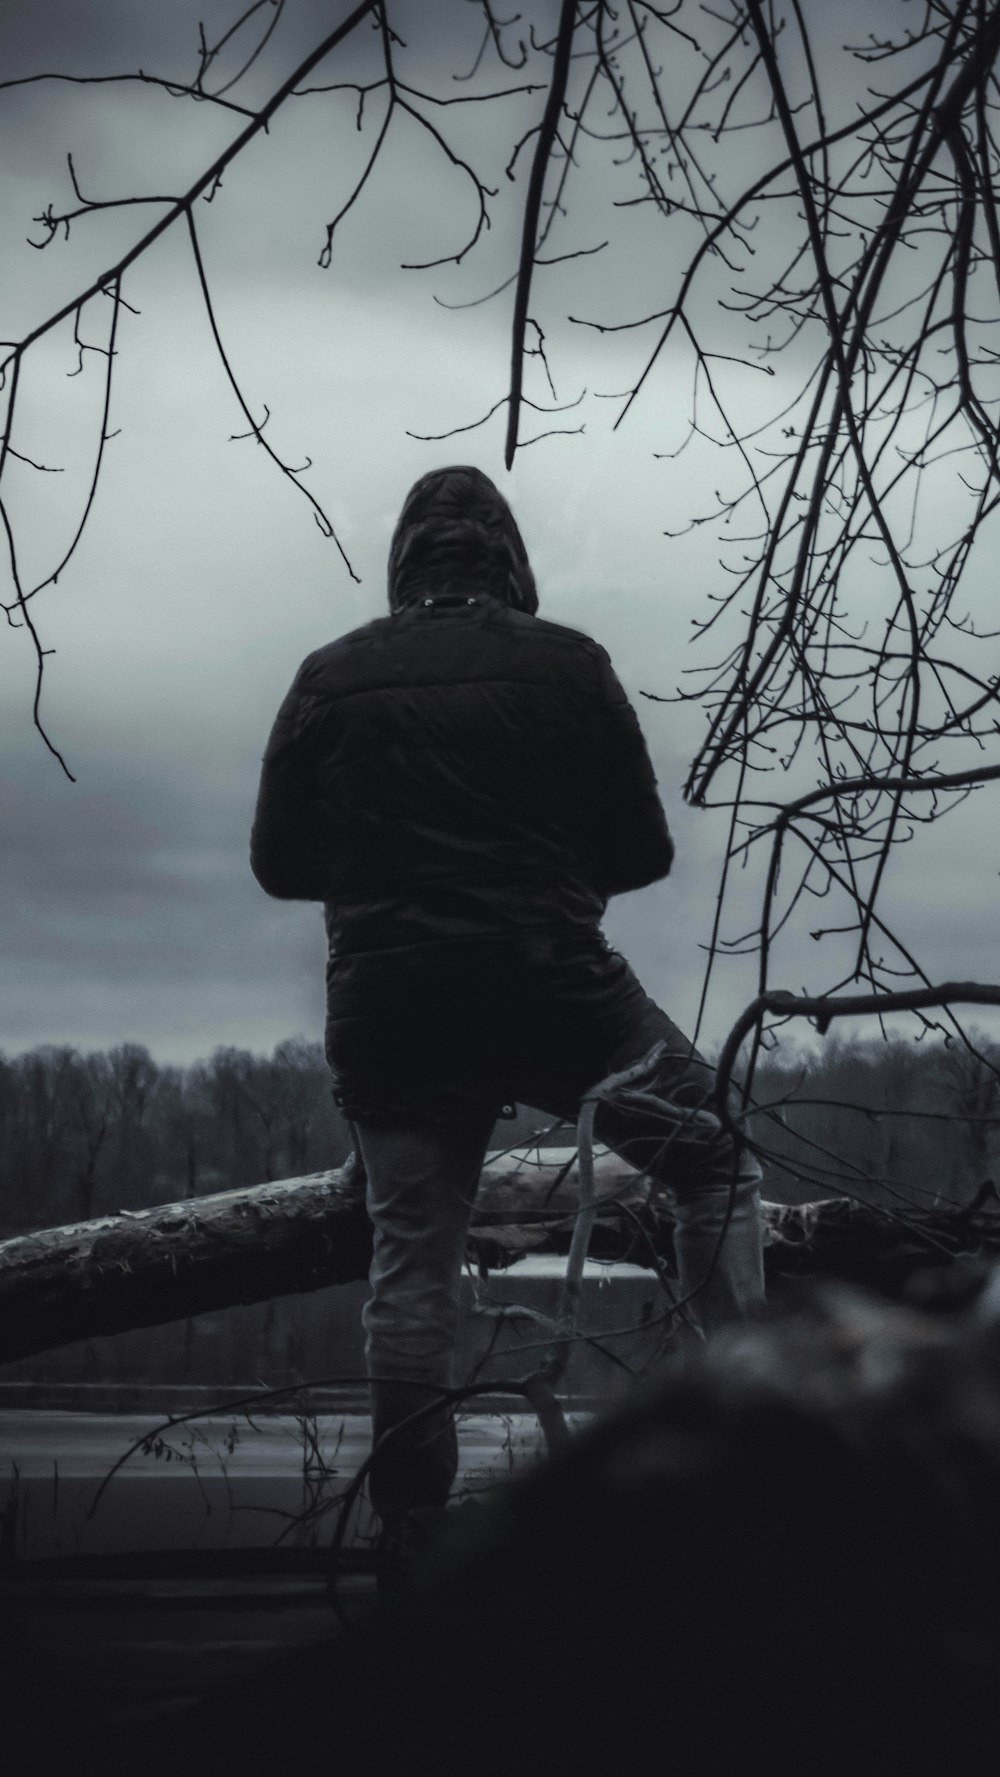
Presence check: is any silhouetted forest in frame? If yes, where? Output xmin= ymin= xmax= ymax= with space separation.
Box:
xmin=750 ymin=1034 xmax=1000 ymax=1211
xmin=0 ymin=1038 xmax=350 ymax=1238
xmin=2 ymin=1033 xmax=999 ymax=1239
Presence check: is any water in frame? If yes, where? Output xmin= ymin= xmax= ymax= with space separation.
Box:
xmin=0 ymin=1406 xmax=570 ymax=1562
xmin=0 ymin=1255 xmax=661 ymax=1561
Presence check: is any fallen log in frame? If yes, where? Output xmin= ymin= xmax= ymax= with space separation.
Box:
xmin=1 ymin=1150 xmax=999 ymax=1364
xmin=0 ymin=1163 xmax=371 ymax=1367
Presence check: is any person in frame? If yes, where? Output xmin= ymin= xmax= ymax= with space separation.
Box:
xmin=250 ymin=465 xmax=765 ymax=1568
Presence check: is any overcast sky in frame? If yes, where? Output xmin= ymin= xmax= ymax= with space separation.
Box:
xmin=2 ymin=0 xmax=997 ymax=1066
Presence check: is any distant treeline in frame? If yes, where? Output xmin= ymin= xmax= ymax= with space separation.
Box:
xmin=751 ymin=1034 xmax=1000 ymax=1210
xmin=2 ymin=1032 xmax=999 ymax=1239
xmin=0 ymin=1038 xmax=352 ymax=1238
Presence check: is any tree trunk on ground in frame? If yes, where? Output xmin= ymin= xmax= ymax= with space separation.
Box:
xmin=1 ymin=1152 xmax=998 ymax=1364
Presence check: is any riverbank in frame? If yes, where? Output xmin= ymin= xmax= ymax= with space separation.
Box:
xmin=0 ymin=1401 xmax=581 ymax=1727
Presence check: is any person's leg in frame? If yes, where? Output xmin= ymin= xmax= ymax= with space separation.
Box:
xmin=515 ymin=943 xmax=765 ymax=1340
xmin=587 ymin=1028 xmax=765 ymax=1337
xmin=353 ymin=1108 xmax=496 ymax=1530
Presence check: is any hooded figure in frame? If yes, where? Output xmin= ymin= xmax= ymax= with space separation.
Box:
xmin=387 ymin=464 xmax=538 ymax=615
xmin=251 ymin=466 xmax=764 ymax=1581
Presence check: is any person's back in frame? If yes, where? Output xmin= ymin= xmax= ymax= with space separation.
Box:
xmin=255 ymin=597 xmax=664 ymax=951
xmin=251 ymin=464 xmax=673 ymax=1117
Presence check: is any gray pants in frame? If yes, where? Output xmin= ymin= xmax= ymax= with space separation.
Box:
xmin=353 ymin=967 xmax=764 ymax=1522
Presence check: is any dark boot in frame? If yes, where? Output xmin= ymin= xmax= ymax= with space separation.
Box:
xmin=375 ymin=1502 xmax=447 ymax=1605
xmin=368 ymin=1380 xmax=459 ymax=1599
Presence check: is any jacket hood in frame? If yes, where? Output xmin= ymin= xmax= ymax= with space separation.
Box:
xmin=387 ymin=465 xmax=538 ymax=615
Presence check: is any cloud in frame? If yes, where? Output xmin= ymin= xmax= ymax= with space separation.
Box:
xmin=1 ymin=716 xmax=328 ymax=1058
xmin=3 ymin=0 xmax=997 ymax=1067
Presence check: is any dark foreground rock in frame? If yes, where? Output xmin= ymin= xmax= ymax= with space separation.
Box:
xmin=119 ymin=1280 xmax=1000 ymax=1777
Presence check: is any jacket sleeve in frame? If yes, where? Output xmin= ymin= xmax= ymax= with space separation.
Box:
xmin=584 ymin=648 xmax=674 ymax=898
xmin=250 ymin=662 xmax=329 ymax=901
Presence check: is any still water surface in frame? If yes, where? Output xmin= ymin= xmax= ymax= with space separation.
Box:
xmin=0 ymin=1407 xmax=566 ymax=1560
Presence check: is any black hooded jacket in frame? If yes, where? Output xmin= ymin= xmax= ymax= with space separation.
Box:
xmin=250 ymin=467 xmax=674 ymax=1102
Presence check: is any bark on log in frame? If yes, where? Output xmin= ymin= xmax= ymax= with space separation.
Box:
xmin=1 ymin=1151 xmax=999 ymax=1364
